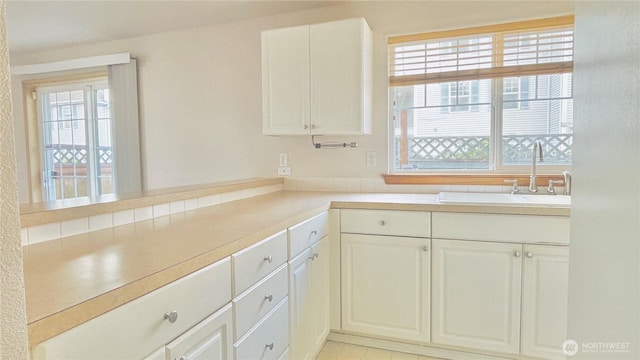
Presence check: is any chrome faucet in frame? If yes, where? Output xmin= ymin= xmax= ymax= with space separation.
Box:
xmin=562 ymin=170 xmax=572 ymax=195
xmin=529 ymin=141 xmax=544 ymax=193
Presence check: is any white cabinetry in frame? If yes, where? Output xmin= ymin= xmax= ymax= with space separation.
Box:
xmin=262 ymin=18 xmax=372 ymax=135
xmin=431 ymin=239 xmax=522 ymax=354
xmin=521 ymin=245 xmax=570 ymax=360
xmin=232 ymin=231 xmax=290 ymax=360
xmin=340 ymin=210 xmax=431 ymax=343
xmin=288 ymin=212 xmax=330 ymax=360
xmin=166 ymin=303 xmax=233 ymax=360
xmin=32 ymin=258 xmax=232 ymax=360
xmin=431 ymin=212 xmax=570 ymax=358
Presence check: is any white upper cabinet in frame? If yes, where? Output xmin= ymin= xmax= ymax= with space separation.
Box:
xmin=262 ymin=18 xmax=372 ymax=135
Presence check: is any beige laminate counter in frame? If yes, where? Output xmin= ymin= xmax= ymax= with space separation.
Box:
xmin=24 ymin=190 xmax=570 ymax=347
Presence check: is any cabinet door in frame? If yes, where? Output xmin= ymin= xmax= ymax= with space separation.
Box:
xmin=521 ymin=245 xmax=570 ymax=360
xmin=166 ymin=303 xmax=233 ymax=360
xmin=431 ymin=239 xmax=522 ymax=354
xmin=309 ymin=237 xmax=330 ymax=355
xmin=341 ymin=234 xmax=430 ymax=342
xmin=288 ymin=248 xmax=312 ymax=360
xmin=310 ymin=18 xmax=372 ymax=135
xmin=262 ymin=25 xmax=310 ymax=135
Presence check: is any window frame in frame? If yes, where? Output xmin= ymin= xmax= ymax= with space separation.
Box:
xmin=22 ymin=71 xmax=111 ymax=202
xmin=387 ymin=16 xmax=574 ymax=177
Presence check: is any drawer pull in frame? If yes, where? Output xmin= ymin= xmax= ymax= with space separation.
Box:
xmin=313 ymin=253 xmax=319 ymax=259
xmin=264 ymin=255 xmax=273 ymax=263
xmin=379 ymin=220 xmax=386 ymax=226
xmin=514 ymin=251 xmax=521 ymax=258
xmin=266 ymin=342 xmax=274 ymax=350
xmin=526 ymin=252 xmax=534 ymax=258
xmin=164 ymin=310 xmax=178 ymax=323
xmin=422 ymin=246 xmax=429 ymax=252
xmin=178 ymin=357 xmax=188 ymax=360
xmin=265 ymin=294 xmax=273 ymax=302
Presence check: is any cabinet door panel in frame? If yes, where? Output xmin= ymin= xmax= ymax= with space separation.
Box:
xmin=262 ymin=25 xmax=310 ymax=135
xmin=309 ymin=237 xmax=330 ymax=354
xmin=521 ymin=245 xmax=570 ymax=360
xmin=341 ymin=234 xmax=430 ymax=342
xmin=288 ymin=249 xmax=312 ymax=360
xmin=166 ymin=303 xmax=233 ymax=360
xmin=431 ymin=239 xmax=521 ymax=354
xmin=310 ymin=18 xmax=370 ymax=134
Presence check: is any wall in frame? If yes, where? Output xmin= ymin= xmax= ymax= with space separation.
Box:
xmin=568 ymin=1 xmax=640 ymax=359
xmin=0 ymin=0 xmax=29 ymax=357
xmin=8 ymin=1 xmax=573 ymax=202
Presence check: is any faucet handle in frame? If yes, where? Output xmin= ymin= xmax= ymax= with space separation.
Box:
xmin=547 ymin=180 xmax=562 ymax=195
xmin=504 ymin=179 xmax=520 ymax=194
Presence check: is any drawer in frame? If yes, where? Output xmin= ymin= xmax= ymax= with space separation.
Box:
xmin=432 ymin=212 xmax=570 ymax=244
xmin=288 ymin=212 xmax=328 ymax=259
xmin=233 ymin=230 xmax=287 ymax=295
xmin=341 ymin=209 xmax=430 ymax=237
xmin=32 ymin=258 xmax=232 ymax=360
xmin=234 ymin=297 xmax=289 ymax=360
xmin=233 ymin=264 xmax=288 ymax=340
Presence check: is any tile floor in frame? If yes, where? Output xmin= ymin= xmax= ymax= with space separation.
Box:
xmin=315 ymin=341 xmax=445 ymax=360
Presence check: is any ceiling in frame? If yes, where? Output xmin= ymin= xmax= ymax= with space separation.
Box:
xmin=4 ymin=0 xmax=343 ymax=55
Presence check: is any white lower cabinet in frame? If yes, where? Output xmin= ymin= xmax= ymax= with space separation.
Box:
xmin=431 ymin=239 xmax=522 ymax=354
xmin=431 ymin=239 xmax=570 ymax=358
xmin=166 ymin=303 xmax=234 ymax=360
xmin=521 ymin=245 xmax=570 ymax=360
xmin=341 ymin=234 xmax=430 ymax=343
xmin=289 ymin=236 xmax=330 ymax=360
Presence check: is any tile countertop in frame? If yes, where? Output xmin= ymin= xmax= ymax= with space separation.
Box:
xmin=23 ymin=190 xmax=570 ymax=347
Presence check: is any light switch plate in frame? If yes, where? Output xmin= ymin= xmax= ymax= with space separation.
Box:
xmin=279 ymin=153 xmax=288 ymax=166
xmin=366 ymin=151 xmax=376 ymax=167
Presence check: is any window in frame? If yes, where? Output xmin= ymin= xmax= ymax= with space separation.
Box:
xmin=37 ymin=81 xmax=113 ymax=201
xmin=389 ymin=16 xmax=574 ymax=171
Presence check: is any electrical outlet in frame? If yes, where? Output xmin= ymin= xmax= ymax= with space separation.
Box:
xmin=278 ymin=166 xmax=291 ymax=176
xmin=366 ymin=151 xmax=376 ymax=167
xmin=279 ymin=153 xmax=288 ymax=167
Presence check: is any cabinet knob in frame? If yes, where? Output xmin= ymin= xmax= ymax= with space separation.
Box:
xmin=178 ymin=357 xmax=189 ymax=360
xmin=313 ymin=253 xmax=319 ymax=259
xmin=311 ymin=124 xmax=316 ymax=129
xmin=303 ymin=125 xmax=308 ymax=129
xmin=311 ymin=230 xmax=318 ymax=236
xmin=379 ymin=220 xmax=386 ymax=226
xmin=164 ymin=310 xmax=178 ymax=323
xmin=264 ymin=255 xmax=273 ymax=263
xmin=526 ymin=252 xmax=533 ymax=258
xmin=514 ymin=251 xmax=521 ymax=257
xmin=422 ymin=246 xmax=429 ymax=252
xmin=266 ymin=342 xmax=274 ymax=350
xmin=308 ymin=255 xmax=315 ymax=261
xmin=265 ymin=294 xmax=273 ymax=302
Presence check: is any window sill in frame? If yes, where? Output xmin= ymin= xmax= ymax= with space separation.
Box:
xmin=382 ymin=173 xmax=564 ymax=186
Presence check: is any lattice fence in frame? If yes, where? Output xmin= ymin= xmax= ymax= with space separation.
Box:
xmin=395 ymin=134 xmax=572 ymax=168
xmin=51 ymin=146 xmax=113 ymax=165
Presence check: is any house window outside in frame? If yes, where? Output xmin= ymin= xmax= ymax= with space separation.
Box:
xmin=38 ymin=82 xmax=113 ymax=201
xmin=389 ymin=16 xmax=574 ymax=172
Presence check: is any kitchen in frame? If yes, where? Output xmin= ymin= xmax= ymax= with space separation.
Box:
xmin=0 ymin=1 xmax=638 ymax=359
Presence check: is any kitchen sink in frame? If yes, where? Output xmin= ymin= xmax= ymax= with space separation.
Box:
xmin=437 ymin=192 xmax=571 ymax=207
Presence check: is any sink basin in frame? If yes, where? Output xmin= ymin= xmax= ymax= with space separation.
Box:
xmin=437 ymin=192 xmax=571 ymax=207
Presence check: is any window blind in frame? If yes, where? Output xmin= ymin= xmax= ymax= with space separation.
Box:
xmin=388 ymin=16 xmax=574 ymax=87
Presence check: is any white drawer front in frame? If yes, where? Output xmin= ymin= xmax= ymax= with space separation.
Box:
xmin=288 ymin=212 xmax=328 ymax=259
xmin=32 ymin=258 xmax=232 ymax=360
xmin=233 ymin=264 xmax=288 ymax=340
xmin=235 ymin=297 xmax=289 ymax=360
xmin=432 ymin=212 xmax=570 ymax=244
xmin=233 ymin=230 xmax=287 ymax=295
xmin=341 ymin=210 xmax=430 ymax=237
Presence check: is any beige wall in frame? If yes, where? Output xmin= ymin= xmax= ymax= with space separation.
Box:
xmin=8 ymin=1 xmax=572 ymax=202
xmin=568 ymin=1 xmax=640 ymax=358
xmin=0 ymin=0 xmax=29 ymax=357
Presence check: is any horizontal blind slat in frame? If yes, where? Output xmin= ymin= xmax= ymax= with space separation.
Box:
xmin=388 ymin=17 xmax=573 ymax=86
